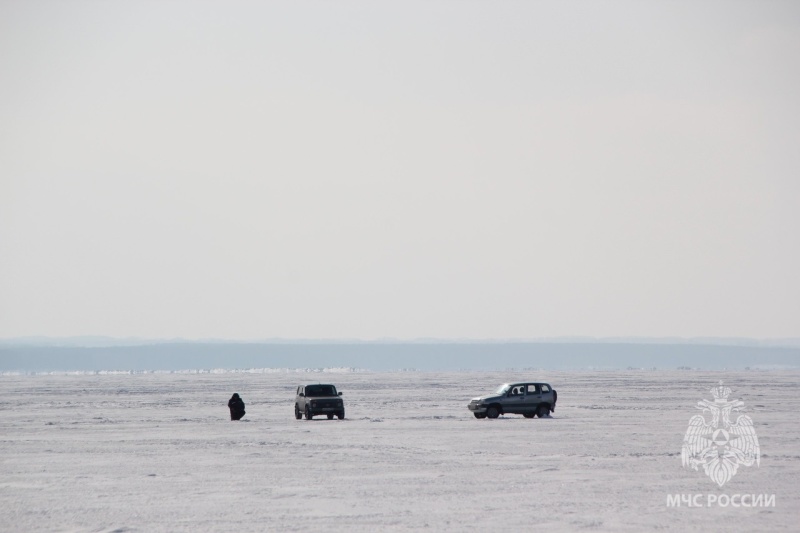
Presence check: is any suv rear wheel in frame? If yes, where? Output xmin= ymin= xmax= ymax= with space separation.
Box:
xmin=536 ymin=404 xmax=549 ymax=418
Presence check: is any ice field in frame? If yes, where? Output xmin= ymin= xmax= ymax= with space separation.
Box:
xmin=1 ymin=370 xmax=798 ymax=532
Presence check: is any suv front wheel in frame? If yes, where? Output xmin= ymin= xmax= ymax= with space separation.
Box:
xmin=486 ymin=405 xmax=500 ymax=419
xmin=305 ymin=406 xmax=313 ymax=420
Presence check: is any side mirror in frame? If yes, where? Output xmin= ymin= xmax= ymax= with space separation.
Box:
xmin=338 ymin=392 xmax=343 ymax=396
xmin=299 ymin=393 xmax=305 ymax=397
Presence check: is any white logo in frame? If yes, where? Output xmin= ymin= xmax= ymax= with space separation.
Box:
xmin=681 ymin=381 xmax=760 ymax=487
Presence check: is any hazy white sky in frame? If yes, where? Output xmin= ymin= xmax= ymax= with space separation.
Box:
xmin=1 ymin=1 xmax=798 ymax=340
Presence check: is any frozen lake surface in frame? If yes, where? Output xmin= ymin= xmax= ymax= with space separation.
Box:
xmin=1 ymin=370 xmax=798 ymax=531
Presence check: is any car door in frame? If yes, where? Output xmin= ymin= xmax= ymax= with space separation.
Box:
xmin=502 ymin=384 xmax=527 ymax=414
xmin=524 ymin=384 xmax=542 ymax=414
xmin=297 ymin=386 xmax=307 ymax=411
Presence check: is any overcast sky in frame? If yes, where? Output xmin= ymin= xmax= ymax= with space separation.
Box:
xmin=1 ymin=1 xmax=798 ymax=340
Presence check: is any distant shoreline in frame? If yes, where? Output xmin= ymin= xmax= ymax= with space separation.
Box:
xmin=1 ymin=342 xmax=798 ymax=372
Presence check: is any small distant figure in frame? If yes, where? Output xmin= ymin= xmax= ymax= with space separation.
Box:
xmin=228 ymin=393 xmax=245 ymax=421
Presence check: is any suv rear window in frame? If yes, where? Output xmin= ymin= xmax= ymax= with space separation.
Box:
xmin=540 ymin=385 xmax=550 ymax=393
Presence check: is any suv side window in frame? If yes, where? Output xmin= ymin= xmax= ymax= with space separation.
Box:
xmin=540 ymin=384 xmax=550 ymax=393
xmin=527 ymin=384 xmax=540 ymax=395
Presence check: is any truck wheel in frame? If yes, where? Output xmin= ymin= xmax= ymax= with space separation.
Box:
xmin=327 ymin=414 xmax=334 ymax=420
xmin=305 ymin=407 xmax=313 ymax=420
xmin=474 ymin=413 xmax=487 ymax=419
xmin=337 ymin=410 xmax=345 ymax=420
xmin=536 ymin=404 xmax=549 ymax=418
xmin=295 ymin=405 xmax=302 ymax=420
xmin=486 ymin=406 xmax=500 ymax=419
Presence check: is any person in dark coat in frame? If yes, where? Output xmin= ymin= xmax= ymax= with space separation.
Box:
xmin=228 ymin=393 xmax=245 ymax=420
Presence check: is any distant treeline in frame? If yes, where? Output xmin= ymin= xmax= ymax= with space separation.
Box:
xmin=1 ymin=343 xmax=799 ymax=372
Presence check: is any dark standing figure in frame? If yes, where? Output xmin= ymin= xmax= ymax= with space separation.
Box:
xmin=228 ymin=393 xmax=245 ymax=421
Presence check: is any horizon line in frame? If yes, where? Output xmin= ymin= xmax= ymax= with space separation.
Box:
xmin=2 ymin=335 xmax=799 ymax=348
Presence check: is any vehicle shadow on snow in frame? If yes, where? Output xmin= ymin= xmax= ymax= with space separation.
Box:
xmin=479 ymin=415 xmax=556 ymax=420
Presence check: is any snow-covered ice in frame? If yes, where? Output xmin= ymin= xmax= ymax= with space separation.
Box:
xmin=1 ymin=370 xmax=798 ymax=531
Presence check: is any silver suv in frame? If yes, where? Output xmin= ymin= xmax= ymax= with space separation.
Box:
xmin=468 ymin=382 xmax=557 ymax=419
xmin=295 ymin=384 xmax=345 ymax=420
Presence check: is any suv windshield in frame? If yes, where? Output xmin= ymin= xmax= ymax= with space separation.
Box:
xmin=305 ymin=385 xmax=338 ymax=397
xmin=493 ymin=384 xmax=511 ymax=395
